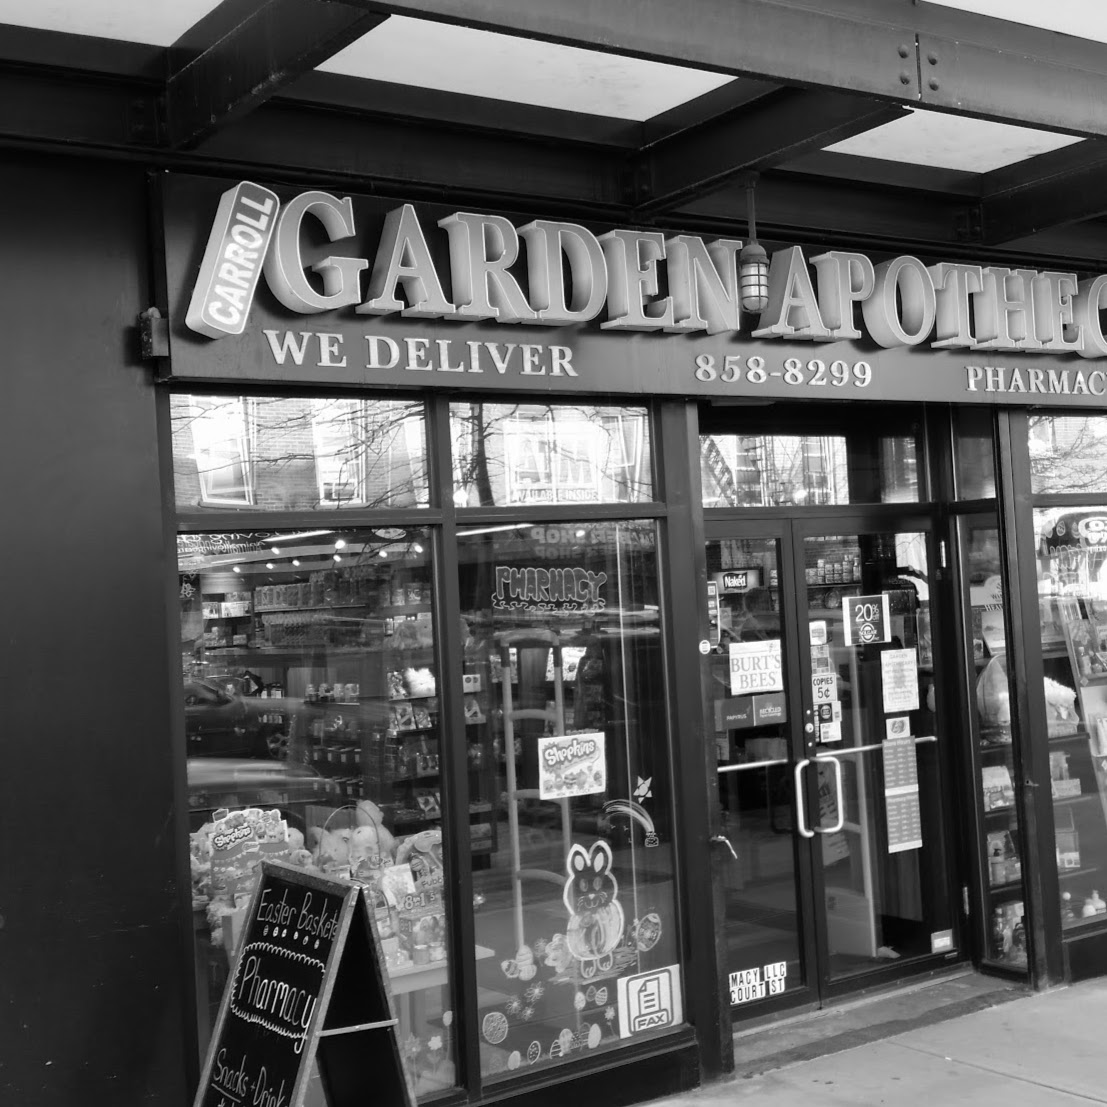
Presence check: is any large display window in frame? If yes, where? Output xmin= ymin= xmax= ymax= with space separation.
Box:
xmin=171 ymin=390 xmax=683 ymax=1100
xmin=456 ymin=519 xmax=683 ymax=1078
xmin=1032 ymin=506 xmax=1107 ymax=934
xmin=179 ymin=527 xmax=458 ymax=1099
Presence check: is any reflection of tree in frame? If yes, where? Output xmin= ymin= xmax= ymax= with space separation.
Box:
xmin=1029 ymin=415 xmax=1107 ymax=493
xmin=171 ymin=395 xmax=426 ymax=509
xmin=451 ymin=403 xmax=651 ymax=506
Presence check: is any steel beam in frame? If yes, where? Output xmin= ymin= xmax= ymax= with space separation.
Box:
xmin=349 ymin=0 xmax=923 ymax=101
xmin=915 ymin=28 xmax=1107 ymax=137
xmin=640 ymin=89 xmax=905 ymax=211
xmin=980 ymin=142 xmax=1107 ymax=245
xmin=347 ymin=0 xmax=1107 ymax=134
xmin=165 ymin=0 xmax=388 ymax=148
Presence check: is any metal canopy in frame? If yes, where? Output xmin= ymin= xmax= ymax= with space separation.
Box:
xmin=4 ymin=0 xmax=1107 ymax=261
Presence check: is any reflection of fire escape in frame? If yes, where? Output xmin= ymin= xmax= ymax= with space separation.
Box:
xmin=802 ymin=436 xmax=830 ymax=505
xmin=700 ymin=436 xmax=738 ymax=505
xmin=701 ymin=435 xmax=764 ymax=505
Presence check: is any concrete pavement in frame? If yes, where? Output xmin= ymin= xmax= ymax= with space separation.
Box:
xmin=655 ymin=977 xmax=1107 ymax=1105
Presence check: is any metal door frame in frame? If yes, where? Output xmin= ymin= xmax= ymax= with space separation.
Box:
xmin=706 ymin=508 xmax=968 ymax=1022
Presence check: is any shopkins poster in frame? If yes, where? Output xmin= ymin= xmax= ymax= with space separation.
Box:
xmin=538 ymin=732 xmax=606 ymax=800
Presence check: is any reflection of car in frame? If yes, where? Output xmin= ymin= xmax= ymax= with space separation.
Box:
xmin=183 ymin=680 xmax=298 ymax=758
xmin=186 ymin=757 xmax=338 ymax=832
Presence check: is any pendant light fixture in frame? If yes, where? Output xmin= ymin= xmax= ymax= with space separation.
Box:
xmin=739 ymin=173 xmax=770 ymax=314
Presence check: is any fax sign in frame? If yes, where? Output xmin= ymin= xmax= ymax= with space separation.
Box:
xmin=843 ymin=593 xmax=891 ymax=647
xmin=617 ymin=965 xmax=683 ymax=1039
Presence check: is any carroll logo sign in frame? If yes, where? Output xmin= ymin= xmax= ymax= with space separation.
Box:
xmin=186 ymin=181 xmax=1107 ymax=360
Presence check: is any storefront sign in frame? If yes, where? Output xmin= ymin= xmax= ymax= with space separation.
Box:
xmin=716 ymin=696 xmax=754 ymax=730
xmin=706 ymin=581 xmax=720 ymax=646
xmin=881 ymin=648 xmax=920 ymax=713
xmin=811 ymin=672 xmax=838 ymax=705
xmin=616 ymin=964 xmax=683 ymax=1037
xmin=728 ymin=960 xmax=788 ymax=1005
xmin=728 ymin=639 xmax=783 ymax=695
xmin=194 ymin=862 xmax=411 ymax=1107
xmin=754 ymin=692 xmax=787 ymax=726
xmin=538 ymin=732 xmax=606 ymax=799
xmin=715 ymin=569 xmax=760 ymax=592
xmin=883 ymin=737 xmax=923 ymax=853
xmin=162 ymin=176 xmax=1107 ymax=407
xmin=843 ymin=594 xmax=891 ymax=646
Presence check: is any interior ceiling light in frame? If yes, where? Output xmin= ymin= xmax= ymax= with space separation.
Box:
xmin=333 ymin=553 xmax=342 ymax=562
xmin=334 ymin=538 xmax=347 ymax=549
xmin=232 ymin=565 xmax=241 ymax=573
xmin=270 ymin=547 xmax=280 ymax=555
xmin=412 ymin=542 xmax=424 ymax=553
xmin=457 ymin=523 xmax=534 ymax=537
xmin=265 ymin=562 xmax=275 ymax=570
xmin=292 ymin=559 xmax=301 ymax=567
xmin=263 ymin=530 xmax=332 ymax=543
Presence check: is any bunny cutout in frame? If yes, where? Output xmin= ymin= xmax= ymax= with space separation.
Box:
xmin=563 ymin=841 xmax=626 ymax=978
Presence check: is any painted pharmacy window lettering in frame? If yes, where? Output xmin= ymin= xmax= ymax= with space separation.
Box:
xmin=171 ymin=393 xmax=428 ymax=512
xmin=458 ymin=519 xmax=683 ymax=1078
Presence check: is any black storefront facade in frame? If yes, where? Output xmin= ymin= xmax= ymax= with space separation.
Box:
xmin=11 ymin=13 xmax=1107 ymax=1096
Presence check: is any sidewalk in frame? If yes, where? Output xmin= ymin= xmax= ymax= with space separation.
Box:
xmin=655 ymin=977 xmax=1107 ymax=1105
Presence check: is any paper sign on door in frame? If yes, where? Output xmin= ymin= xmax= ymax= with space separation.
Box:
xmin=811 ymin=673 xmax=837 ymax=705
xmin=728 ymin=639 xmax=783 ymax=695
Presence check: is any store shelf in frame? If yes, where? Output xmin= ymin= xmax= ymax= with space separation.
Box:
xmin=1052 ymin=792 xmax=1096 ymax=807
xmin=1048 ymin=730 xmax=1090 ymax=744
xmin=255 ymin=602 xmax=374 ymax=614
xmin=1058 ymin=866 xmax=1101 ymax=880
xmin=1062 ymin=912 xmax=1107 ymax=932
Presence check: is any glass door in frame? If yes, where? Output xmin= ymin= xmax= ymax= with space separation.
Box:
xmin=796 ymin=521 xmax=958 ymax=990
xmin=705 ymin=523 xmax=818 ymax=1013
xmin=706 ymin=516 xmax=963 ymax=1018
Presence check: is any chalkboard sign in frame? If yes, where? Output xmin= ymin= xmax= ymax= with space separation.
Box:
xmin=194 ymin=861 xmax=414 ymax=1107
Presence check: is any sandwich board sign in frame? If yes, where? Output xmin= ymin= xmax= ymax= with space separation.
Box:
xmin=194 ymin=861 xmax=414 ymax=1107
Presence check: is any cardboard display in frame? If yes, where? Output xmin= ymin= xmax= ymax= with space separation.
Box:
xmin=194 ymin=861 xmax=414 ymax=1107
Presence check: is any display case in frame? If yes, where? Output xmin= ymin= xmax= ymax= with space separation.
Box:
xmin=958 ymin=520 xmax=1028 ymax=968
xmin=1035 ymin=510 xmax=1107 ymax=933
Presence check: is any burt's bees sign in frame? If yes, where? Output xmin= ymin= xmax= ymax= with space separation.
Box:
xmin=163 ymin=174 xmax=1107 ymax=405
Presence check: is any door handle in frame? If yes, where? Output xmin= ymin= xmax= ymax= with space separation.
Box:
xmin=815 ymin=756 xmax=845 ymax=834
xmin=710 ymin=835 xmax=738 ymax=860
xmin=794 ymin=758 xmax=814 ymax=838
